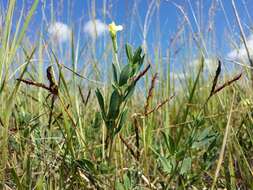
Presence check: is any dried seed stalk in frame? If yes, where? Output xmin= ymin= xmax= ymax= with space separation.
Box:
xmin=134 ymin=64 xmax=151 ymax=84
xmin=212 ymin=73 xmax=242 ymax=95
xmin=144 ymin=73 xmax=158 ymax=114
xmin=120 ymin=134 xmax=138 ymax=160
xmin=145 ymin=95 xmax=175 ymax=116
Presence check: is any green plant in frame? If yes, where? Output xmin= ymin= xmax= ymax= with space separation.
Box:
xmin=96 ymin=41 xmax=150 ymax=160
xmin=2 ymin=1 xmax=253 ymax=189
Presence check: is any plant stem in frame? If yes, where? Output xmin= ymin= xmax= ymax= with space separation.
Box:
xmin=111 ymin=36 xmax=121 ymax=71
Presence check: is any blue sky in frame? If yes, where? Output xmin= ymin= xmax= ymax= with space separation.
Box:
xmin=2 ymin=0 xmax=253 ymax=74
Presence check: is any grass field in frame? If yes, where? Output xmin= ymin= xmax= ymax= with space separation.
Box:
xmin=1 ymin=0 xmax=253 ymax=189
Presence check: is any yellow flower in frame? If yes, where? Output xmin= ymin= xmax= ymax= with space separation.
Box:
xmin=108 ymin=21 xmax=123 ymax=37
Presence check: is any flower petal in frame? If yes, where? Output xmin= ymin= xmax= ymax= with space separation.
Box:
xmin=116 ymin=25 xmax=123 ymax=31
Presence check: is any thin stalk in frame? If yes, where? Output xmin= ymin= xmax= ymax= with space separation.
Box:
xmin=211 ymin=90 xmax=235 ymax=190
xmin=231 ymin=0 xmax=253 ymax=87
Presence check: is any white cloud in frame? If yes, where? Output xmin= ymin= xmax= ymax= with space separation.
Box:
xmin=190 ymin=58 xmax=217 ymax=72
xmin=83 ymin=19 xmax=107 ymax=39
xmin=227 ymin=34 xmax=253 ymax=61
xmin=171 ymin=72 xmax=187 ymax=80
xmin=48 ymin=22 xmax=71 ymax=43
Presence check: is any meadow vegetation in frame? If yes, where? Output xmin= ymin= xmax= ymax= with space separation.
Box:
xmin=0 ymin=0 xmax=253 ymax=189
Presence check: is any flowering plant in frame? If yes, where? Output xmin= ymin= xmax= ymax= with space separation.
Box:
xmin=95 ymin=22 xmax=150 ymax=160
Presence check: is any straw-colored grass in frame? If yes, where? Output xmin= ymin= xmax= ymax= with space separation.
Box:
xmin=1 ymin=1 xmax=253 ymax=189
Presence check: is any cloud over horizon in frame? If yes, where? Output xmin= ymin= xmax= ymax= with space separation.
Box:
xmin=83 ymin=19 xmax=107 ymax=39
xmin=190 ymin=58 xmax=218 ymax=72
xmin=48 ymin=22 xmax=71 ymax=43
xmin=227 ymin=34 xmax=253 ymax=62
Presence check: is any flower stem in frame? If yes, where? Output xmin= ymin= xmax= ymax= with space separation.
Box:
xmin=111 ymin=36 xmax=121 ymax=71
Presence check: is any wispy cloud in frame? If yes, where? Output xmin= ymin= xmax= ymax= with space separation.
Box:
xmin=48 ymin=22 xmax=71 ymax=43
xmin=227 ymin=34 xmax=253 ymax=61
xmin=190 ymin=58 xmax=217 ymax=72
xmin=83 ymin=19 xmax=107 ymax=39
xmin=171 ymin=72 xmax=187 ymax=80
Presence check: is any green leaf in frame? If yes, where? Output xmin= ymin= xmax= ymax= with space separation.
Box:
xmin=180 ymin=157 xmax=192 ymax=175
xmin=34 ymin=175 xmax=44 ymax=190
xmin=150 ymin=147 xmax=175 ymax=174
xmin=115 ymin=180 xmax=125 ymax=190
xmin=25 ymin=155 xmax=32 ymax=188
xmin=91 ymin=112 xmax=102 ymax=128
xmin=134 ymin=54 xmax=145 ymax=74
xmin=114 ymin=109 xmax=128 ymax=135
xmin=95 ymin=89 xmax=106 ymax=119
xmin=159 ymin=156 xmax=174 ymax=174
xmin=0 ymin=75 xmax=6 ymax=94
xmin=192 ymin=127 xmax=217 ymax=149
xmin=10 ymin=168 xmax=23 ymax=189
xmin=71 ymin=31 xmax=75 ymax=71
xmin=138 ymin=55 xmax=145 ymax=70
xmin=130 ymin=54 xmax=145 ymax=78
xmin=161 ymin=132 xmax=176 ymax=154
xmin=184 ymin=56 xmax=204 ymax=121
xmin=124 ymin=83 xmax=135 ymax=101
xmin=123 ymin=173 xmax=131 ymax=189
xmin=112 ymin=63 xmax=118 ymax=84
xmin=75 ymin=159 xmax=96 ymax=173
xmin=107 ymin=90 xmax=121 ymax=120
xmin=51 ymin=49 xmax=72 ymax=100
xmin=119 ymin=64 xmax=131 ymax=86
xmin=176 ymin=56 xmax=204 ymax=145
xmin=198 ymin=127 xmax=212 ymax=140
xmin=11 ymin=0 xmax=39 ymax=56
xmin=176 ymin=150 xmax=186 ymax=160
xmin=132 ymin=47 xmax=142 ymax=64
xmin=125 ymin=43 xmax=133 ymax=61
xmin=3 ymin=47 xmax=36 ymax=125
xmin=98 ymin=162 xmax=114 ymax=174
